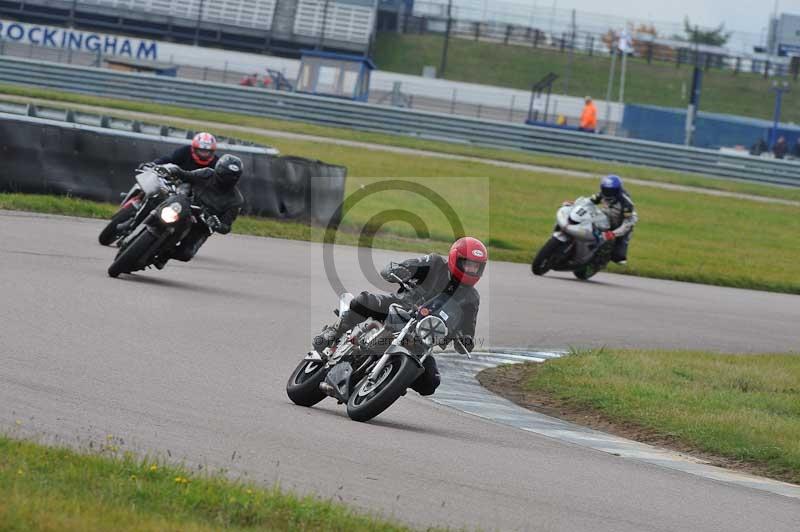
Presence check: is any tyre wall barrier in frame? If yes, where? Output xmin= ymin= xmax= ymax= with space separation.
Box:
xmin=0 ymin=113 xmax=347 ymax=223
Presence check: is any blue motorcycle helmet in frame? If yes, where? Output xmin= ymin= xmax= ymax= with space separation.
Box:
xmin=600 ymin=175 xmax=623 ymax=200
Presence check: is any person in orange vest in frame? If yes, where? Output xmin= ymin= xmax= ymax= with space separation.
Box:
xmin=579 ymin=96 xmax=598 ymax=133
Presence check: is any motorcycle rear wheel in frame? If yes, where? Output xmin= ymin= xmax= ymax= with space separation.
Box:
xmin=98 ymin=204 xmax=136 ymax=246
xmin=346 ymin=355 xmax=421 ymax=422
xmin=107 ymin=230 xmax=158 ymax=278
xmin=531 ymin=237 xmax=566 ymax=276
xmin=286 ymin=358 xmax=328 ymax=407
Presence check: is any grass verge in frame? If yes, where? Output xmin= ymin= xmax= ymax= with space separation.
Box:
xmin=374 ymin=33 xmax=800 ymax=123
xmin=3 ymin=84 xmax=800 ymax=204
xmin=478 ymin=348 xmax=800 ymax=485
xmin=0 ymin=435 xmax=413 ymax=531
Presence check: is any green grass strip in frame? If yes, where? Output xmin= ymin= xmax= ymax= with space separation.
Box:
xmin=520 ymin=348 xmax=800 ymax=484
xmin=3 ymin=175 xmax=800 ymax=295
xmin=0 ymin=436 xmax=414 ymax=531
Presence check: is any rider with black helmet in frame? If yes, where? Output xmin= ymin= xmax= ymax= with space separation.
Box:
xmin=591 ymin=175 xmax=638 ymax=264
xmin=154 ymin=154 xmax=245 ymax=268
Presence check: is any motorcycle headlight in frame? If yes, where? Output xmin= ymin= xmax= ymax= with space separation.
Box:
xmin=160 ymin=202 xmax=182 ymax=224
xmin=415 ymin=316 xmax=448 ymax=347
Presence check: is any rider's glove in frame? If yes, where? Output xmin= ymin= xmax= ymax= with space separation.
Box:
xmin=156 ymin=163 xmax=181 ymax=178
xmin=561 ymin=200 xmax=574 ymax=207
xmin=602 ymin=231 xmax=616 ymax=242
xmin=381 ymin=262 xmax=412 ymax=283
xmin=206 ymin=214 xmax=223 ymax=233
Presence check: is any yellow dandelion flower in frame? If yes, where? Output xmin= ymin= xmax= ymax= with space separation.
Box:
xmin=16 ymin=469 xmax=24 ymax=476
xmin=129 ymin=475 xmax=137 ymax=481
xmin=14 ymin=420 xmax=21 ymax=426
xmin=246 ymin=489 xmax=253 ymax=495
xmin=149 ymin=465 xmax=158 ymax=472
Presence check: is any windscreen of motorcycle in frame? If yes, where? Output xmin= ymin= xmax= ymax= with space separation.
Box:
xmin=569 ymin=198 xmax=610 ymax=231
xmin=568 ymin=197 xmax=595 ymax=224
xmin=135 ymin=171 xmax=164 ymax=197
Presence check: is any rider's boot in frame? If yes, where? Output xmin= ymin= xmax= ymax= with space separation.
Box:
xmin=153 ymin=255 xmax=170 ymax=270
xmin=312 ymin=311 xmax=359 ymax=352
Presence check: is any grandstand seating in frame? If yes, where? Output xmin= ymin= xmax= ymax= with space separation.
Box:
xmin=0 ymin=0 xmax=376 ymax=54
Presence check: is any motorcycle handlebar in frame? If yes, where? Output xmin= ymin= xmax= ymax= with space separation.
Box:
xmin=389 ymin=272 xmax=412 ymax=292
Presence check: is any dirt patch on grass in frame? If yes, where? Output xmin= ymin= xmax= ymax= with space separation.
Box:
xmin=477 ymin=363 xmax=799 ymax=485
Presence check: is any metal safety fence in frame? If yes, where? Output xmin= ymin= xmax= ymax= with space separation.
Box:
xmin=0 ymin=56 xmax=798 ymax=186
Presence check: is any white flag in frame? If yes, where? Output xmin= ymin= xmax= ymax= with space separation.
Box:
xmin=618 ymin=29 xmax=633 ymax=53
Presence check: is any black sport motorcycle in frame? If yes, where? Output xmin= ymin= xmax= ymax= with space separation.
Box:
xmin=286 ymin=276 xmax=471 ymax=422
xmin=106 ymin=167 xmax=210 ymax=278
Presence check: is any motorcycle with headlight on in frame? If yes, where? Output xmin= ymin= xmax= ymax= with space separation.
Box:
xmin=107 ymin=165 xmax=210 ymax=278
xmin=286 ymin=275 xmax=472 ymax=422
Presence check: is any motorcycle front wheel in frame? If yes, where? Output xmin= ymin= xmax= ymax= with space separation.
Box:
xmin=107 ymin=230 xmax=158 ymax=278
xmin=573 ymin=265 xmax=597 ymax=280
xmin=286 ymin=358 xmax=328 ymax=407
xmin=531 ymin=237 xmax=567 ymax=276
xmin=346 ymin=355 xmax=422 ymax=422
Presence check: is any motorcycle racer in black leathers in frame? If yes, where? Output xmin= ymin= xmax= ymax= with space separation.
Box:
xmin=154 ymin=154 xmax=244 ymax=268
xmin=313 ymin=237 xmax=488 ymax=396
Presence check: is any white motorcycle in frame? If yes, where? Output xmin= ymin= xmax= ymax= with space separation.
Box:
xmin=531 ymin=196 xmax=612 ymax=280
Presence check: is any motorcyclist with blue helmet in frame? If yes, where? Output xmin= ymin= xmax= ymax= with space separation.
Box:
xmin=591 ymin=175 xmax=638 ymax=264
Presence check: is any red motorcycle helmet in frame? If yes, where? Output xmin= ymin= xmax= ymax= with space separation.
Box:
xmin=190 ymin=132 xmax=217 ymax=166
xmin=448 ymin=237 xmax=488 ymax=286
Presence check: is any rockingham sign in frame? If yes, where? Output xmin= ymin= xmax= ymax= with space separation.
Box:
xmin=0 ymin=19 xmax=158 ymax=60
xmin=0 ymin=18 xmax=302 ymax=74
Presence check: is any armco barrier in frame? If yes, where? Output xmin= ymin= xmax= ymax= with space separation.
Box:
xmin=0 ymin=113 xmax=347 ymax=223
xmin=0 ymin=56 xmax=798 ymax=186
xmin=0 ymin=100 xmax=279 ymax=151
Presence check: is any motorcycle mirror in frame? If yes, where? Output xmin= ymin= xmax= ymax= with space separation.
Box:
xmin=338 ymin=293 xmax=354 ymax=317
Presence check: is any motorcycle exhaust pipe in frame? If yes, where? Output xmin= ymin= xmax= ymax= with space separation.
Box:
xmin=319 ymin=382 xmax=336 ymax=397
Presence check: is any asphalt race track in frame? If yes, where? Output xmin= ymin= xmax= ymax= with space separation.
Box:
xmin=1 ymin=210 xmax=799 ymax=531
